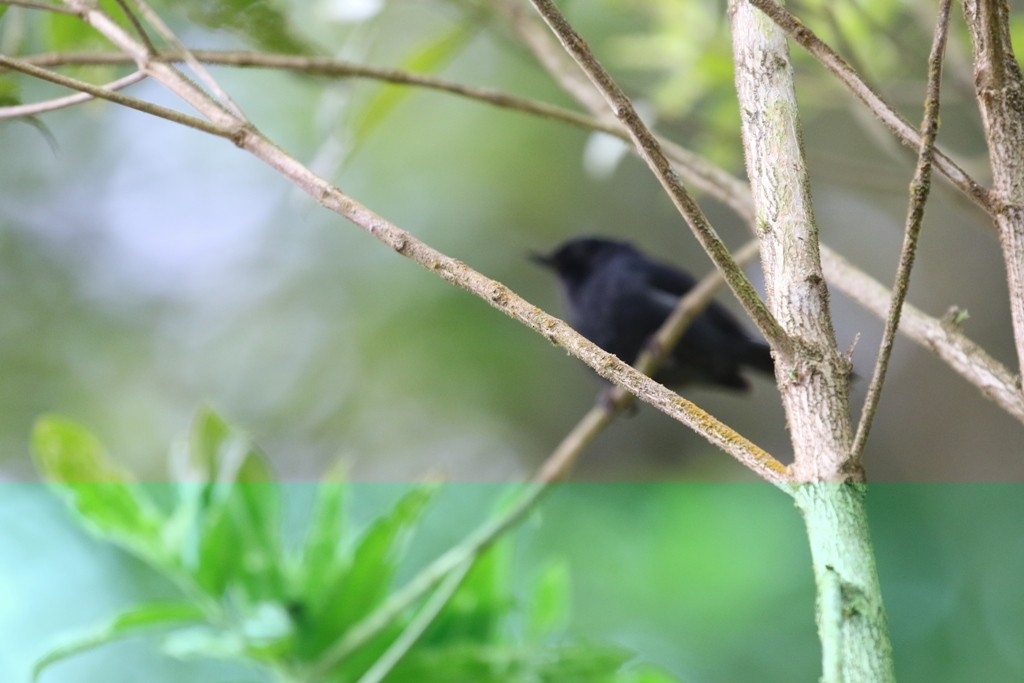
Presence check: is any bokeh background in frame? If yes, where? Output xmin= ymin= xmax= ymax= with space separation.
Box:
xmin=0 ymin=0 xmax=1022 ymax=482
xmin=1 ymin=2 xmax=1023 ymax=681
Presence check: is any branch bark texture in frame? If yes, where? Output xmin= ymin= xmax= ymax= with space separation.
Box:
xmin=730 ymin=2 xmax=894 ymax=680
xmin=962 ymin=0 xmax=1024 ymax=379
xmin=729 ymin=0 xmax=853 ymax=483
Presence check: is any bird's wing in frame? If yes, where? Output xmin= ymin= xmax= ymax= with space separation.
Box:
xmin=644 ymin=260 xmax=753 ymax=340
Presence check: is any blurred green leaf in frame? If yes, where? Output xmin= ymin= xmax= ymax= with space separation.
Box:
xmin=185 ymin=407 xmax=271 ymax=482
xmin=617 ymin=664 xmax=687 ymax=683
xmin=0 ymin=76 xmax=19 ymax=107
xmin=424 ymin=541 xmax=511 ymax=646
xmin=351 ymin=23 xmax=474 ymax=147
xmin=32 ymin=601 xmax=205 ymax=682
xmin=31 ymin=416 xmax=168 ymax=563
xmin=171 ymin=0 xmax=317 ymax=55
xmin=526 ymin=559 xmax=570 ymax=640
xmin=296 ymin=477 xmax=348 ymax=598
xmin=301 ymin=483 xmax=438 ymax=658
xmin=182 ymin=410 xmax=283 ymax=602
xmin=44 ymin=8 xmax=110 ymax=53
xmin=391 ymin=641 xmax=637 ymax=683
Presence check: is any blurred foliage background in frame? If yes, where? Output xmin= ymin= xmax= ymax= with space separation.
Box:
xmin=0 ymin=0 xmax=1021 ymax=480
xmin=1 ymin=0 xmax=1023 ymax=681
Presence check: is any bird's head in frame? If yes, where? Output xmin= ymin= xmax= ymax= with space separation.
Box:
xmin=530 ymin=236 xmax=633 ymax=283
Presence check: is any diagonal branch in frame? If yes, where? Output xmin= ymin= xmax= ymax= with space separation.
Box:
xmin=1 ymin=0 xmax=77 ymax=14
xmin=852 ymin=0 xmax=951 ymax=459
xmin=123 ymin=0 xmax=248 ymax=120
xmin=526 ymin=0 xmax=791 ymax=357
xmin=0 ymin=55 xmax=234 ymax=137
xmin=0 ymin=69 xmax=146 ymax=119
xmin=822 ymin=247 xmax=1024 ymax=422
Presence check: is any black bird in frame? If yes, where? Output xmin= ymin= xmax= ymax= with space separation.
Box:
xmin=532 ymin=236 xmax=774 ymax=391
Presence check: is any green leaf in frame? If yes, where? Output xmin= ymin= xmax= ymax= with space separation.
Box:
xmin=526 ymin=560 xmax=570 ymax=640
xmin=351 ymin=23 xmax=474 ymax=147
xmin=174 ymin=409 xmax=283 ymax=602
xmin=616 ymin=664 xmax=686 ymax=683
xmin=32 ymin=602 xmax=205 ymax=682
xmin=0 ymin=76 xmax=19 ymax=107
xmin=171 ymin=0 xmax=317 ymax=55
xmin=300 ymin=484 xmax=438 ymax=657
xmin=185 ymin=407 xmax=272 ymax=482
xmin=31 ymin=416 xmax=168 ymax=563
xmin=424 ymin=541 xmax=512 ymax=646
xmin=296 ymin=476 xmax=349 ymax=598
xmin=390 ymin=642 xmax=638 ymax=683
xmin=163 ymin=602 xmax=294 ymax=664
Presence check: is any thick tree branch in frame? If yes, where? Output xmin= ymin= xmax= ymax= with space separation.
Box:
xmin=853 ymin=0 xmax=951 ymax=459
xmin=730 ymin=2 xmax=893 ymax=679
xmin=962 ymin=0 xmax=1024 ymax=380
xmin=730 ymin=0 xmax=853 ymax=483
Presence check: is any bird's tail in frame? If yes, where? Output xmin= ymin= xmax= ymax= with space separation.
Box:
xmin=741 ymin=341 xmax=775 ymax=376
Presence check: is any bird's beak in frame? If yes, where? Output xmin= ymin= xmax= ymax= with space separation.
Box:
xmin=528 ymin=250 xmax=554 ymax=268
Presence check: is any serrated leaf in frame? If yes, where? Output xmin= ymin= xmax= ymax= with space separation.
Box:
xmin=31 ymin=416 xmax=168 ymax=563
xmin=32 ymin=602 xmax=205 ymax=682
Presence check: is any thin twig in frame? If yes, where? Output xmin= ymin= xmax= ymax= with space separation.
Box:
xmin=747 ymin=0 xmax=994 ymax=216
xmin=0 ymin=55 xmax=234 ymax=137
xmin=60 ymin=0 xmax=241 ymax=129
xmin=852 ymin=0 xmax=951 ymax=458
xmin=527 ymin=0 xmax=791 ymax=357
xmin=822 ymin=247 xmax=1024 ymax=423
xmin=353 ymin=558 xmax=474 ymax=683
xmin=112 ymin=0 xmax=158 ymax=55
xmin=1 ymin=0 xmax=77 ymax=15
xmin=16 ymin=50 xmax=614 ymax=135
xmin=123 ymin=0 xmax=248 ymax=120
xmin=0 ymin=69 xmax=146 ymax=119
